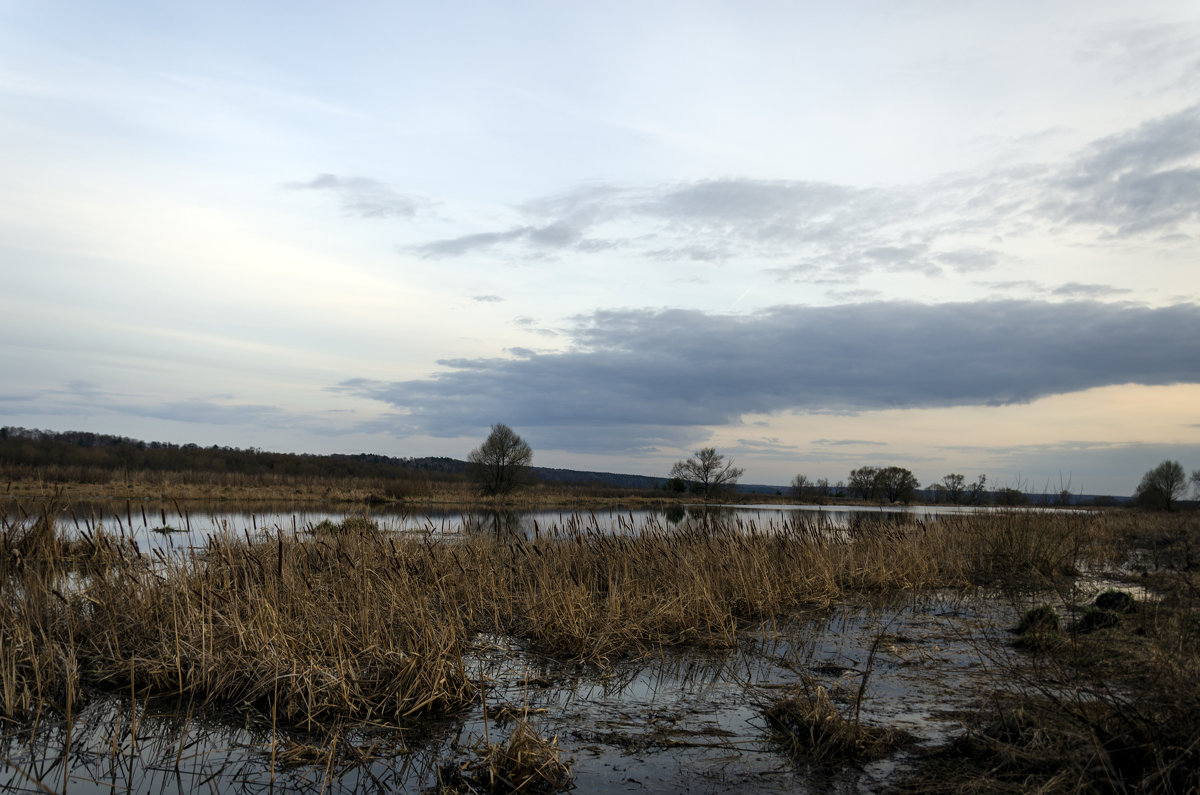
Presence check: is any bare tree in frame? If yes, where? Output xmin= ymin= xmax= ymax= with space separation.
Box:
xmin=789 ymin=474 xmax=809 ymax=500
xmin=966 ymin=474 xmax=988 ymax=505
xmin=848 ymin=466 xmax=881 ymax=502
xmin=1135 ymin=460 xmax=1186 ymax=511
xmin=941 ymin=473 xmax=966 ymax=504
xmin=466 ymin=424 xmax=533 ymax=496
xmin=670 ymin=447 xmax=744 ymax=501
xmin=877 ymin=466 xmax=919 ymax=504
xmin=1192 ymin=468 xmax=1200 ymax=498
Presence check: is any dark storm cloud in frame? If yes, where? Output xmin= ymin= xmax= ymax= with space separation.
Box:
xmin=287 ymin=174 xmax=428 ymax=219
xmin=334 ymin=300 xmax=1200 ymax=452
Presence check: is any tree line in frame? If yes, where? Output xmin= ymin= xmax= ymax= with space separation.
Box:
xmin=9 ymin=425 xmax=1197 ymax=510
xmin=0 ymin=426 xmax=465 ymax=484
xmin=1134 ymin=460 xmax=1200 ymax=512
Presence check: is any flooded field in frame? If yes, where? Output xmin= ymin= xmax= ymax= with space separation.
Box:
xmin=18 ymin=500 xmax=997 ymax=555
xmin=2 ymin=594 xmax=1023 ymax=793
xmin=2 ymin=504 xmax=1194 ymax=793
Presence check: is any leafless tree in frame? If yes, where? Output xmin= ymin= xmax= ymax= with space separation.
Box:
xmin=877 ymin=466 xmax=919 ymax=504
xmin=789 ymin=474 xmax=809 ymax=500
xmin=848 ymin=466 xmax=881 ymax=501
xmin=941 ymin=473 xmax=966 ymax=504
xmin=1135 ymin=460 xmax=1186 ymax=511
xmin=466 ymin=424 xmax=533 ymax=496
xmin=670 ymin=447 xmax=744 ymax=501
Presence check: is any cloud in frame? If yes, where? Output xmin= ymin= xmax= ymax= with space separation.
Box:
xmin=980 ymin=280 xmax=1040 ymax=292
xmin=733 ymin=437 xmax=800 ymax=456
xmin=400 ymin=104 xmax=1200 ymax=278
xmin=1052 ymin=282 xmax=1133 ymax=298
xmin=1048 ymin=104 xmax=1200 ymax=234
xmin=287 ymin=173 xmax=428 ymax=219
xmin=414 ymin=225 xmax=577 ymax=258
xmin=937 ymin=248 xmax=1001 ymax=272
xmin=139 ymin=400 xmax=286 ymax=427
xmin=812 ymin=439 xmax=889 ymax=447
xmin=335 ymin=299 xmax=1200 ymax=453
xmin=472 ymin=294 xmax=504 ymax=303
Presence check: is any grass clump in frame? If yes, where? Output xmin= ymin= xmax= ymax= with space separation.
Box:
xmin=309 ymin=514 xmax=379 ymax=535
xmin=436 ymin=715 xmax=573 ymax=794
xmin=1093 ymin=588 xmax=1136 ymax=614
xmin=1014 ymin=604 xmax=1060 ymax=635
xmin=763 ymin=683 xmax=911 ymax=766
xmin=1012 ymin=604 xmax=1061 ymax=651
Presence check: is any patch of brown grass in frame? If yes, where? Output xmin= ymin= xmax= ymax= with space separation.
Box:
xmin=2 ymin=505 xmax=1125 ymax=731
xmin=449 ymin=716 xmax=573 ymax=793
xmin=764 ymin=682 xmax=912 ymax=766
xmin=902 ymin=513 xmax=1200 ymax=794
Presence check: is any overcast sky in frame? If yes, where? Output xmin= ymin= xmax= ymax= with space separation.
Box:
xmin=2 ymin=1 xmax=1198 ymax=495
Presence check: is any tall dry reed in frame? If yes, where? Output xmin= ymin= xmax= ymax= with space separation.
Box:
xmin=2 ymin=506 xmax=1120 ymax=728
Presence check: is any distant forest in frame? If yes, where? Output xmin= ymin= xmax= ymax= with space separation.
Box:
xmin=0 ymin=427 xmax=667 ymax=492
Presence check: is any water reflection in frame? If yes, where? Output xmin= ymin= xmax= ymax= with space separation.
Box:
xmin=3 ymin=499 xmax=995 ymax=551
xmin=1 ymin=593 xmax=1017 ymax=794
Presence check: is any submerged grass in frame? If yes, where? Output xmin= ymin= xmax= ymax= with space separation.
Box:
xmin=764 ymin=683 xmax=912 ymax=766
xmin=903 ymin=512 xmax=1200 ymax=793
xmin=437 ymin=715 xmax=573 ymax=794
xmin=1 ymin=505 xmax=1128 ymax=758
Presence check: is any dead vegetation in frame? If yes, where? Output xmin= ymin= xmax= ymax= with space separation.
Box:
xmin=433 ymin=714 xmax=573 ymax=793
xmin=902 ymin=512 xmax=1200 ymax=793
xmin=2 ymin=507 xmax=1124 ymax=724
xmin=763 ymin=683 xmax=912 ymax=766
xmin=0 ymin=501 xmax=1162 ymax=789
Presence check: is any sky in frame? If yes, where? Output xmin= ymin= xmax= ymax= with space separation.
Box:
xmin=1 ymin=1 xmax=1198 ymax=496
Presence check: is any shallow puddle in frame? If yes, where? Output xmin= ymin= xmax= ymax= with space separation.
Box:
xmin=1 ymin=592 xmax=1024 ymax=793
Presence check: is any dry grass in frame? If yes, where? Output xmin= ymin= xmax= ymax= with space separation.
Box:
xmin=437 ymin=715 xmax=573 ymax=793
xmin=903 ymin=512 xmax=1200 ymax=793
xmin=764 ymin=683 xmax=911 ymax=765
xmin=2 ymin=473 xmax=686 ymax=510
xmin=2 ymin=505 xmax=1126 ymax=737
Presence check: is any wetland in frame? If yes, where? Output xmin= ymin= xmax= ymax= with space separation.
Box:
xmin=2 ymin=499 xmax=1197 ymax=792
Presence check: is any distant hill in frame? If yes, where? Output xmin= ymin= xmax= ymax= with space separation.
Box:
xmin=1 ymin=427 xmax=1131 ymax=504
xmin=0 ymin=427 xmax=706 ymax=493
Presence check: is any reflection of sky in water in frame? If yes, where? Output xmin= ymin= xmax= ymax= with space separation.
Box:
xmin=2 ymin=595 xmax=1021 ymax=794
xmin=24 ymin=502 xmax=1006 ymax=555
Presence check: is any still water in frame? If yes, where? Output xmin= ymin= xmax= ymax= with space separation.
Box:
xmin=31 ymin=501 xmax=990 ymax=554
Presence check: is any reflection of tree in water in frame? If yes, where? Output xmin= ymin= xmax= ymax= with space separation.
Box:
xmin=463 ymin=510 xmax=527 ymax=538
xmin=658 ymin=505 xmax=738 ymax=529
